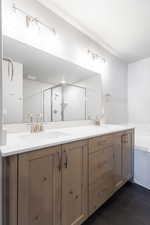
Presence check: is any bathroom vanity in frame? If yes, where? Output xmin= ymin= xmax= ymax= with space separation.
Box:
xmin=2 ymin=2 xmax=134 ymax=224
xmin=2 ymin=125 xmax=134 ymax=225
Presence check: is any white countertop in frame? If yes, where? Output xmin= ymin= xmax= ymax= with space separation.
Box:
xmin=0 ymin=124 xmax=134 ymax=157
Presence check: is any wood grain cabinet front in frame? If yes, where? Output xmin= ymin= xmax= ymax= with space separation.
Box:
xmin=113 ymin=133 xmax=124 ymax=190
xmin=18 ymin=146 xmax=62 ymax=225
xmin=88 ymin=130 xmax=134 ymax=215
xmin=89 ymin=138 xmax=114 ymax=214
xmin=18 ymin=140 xmax=88 ymax=225
xmin=3 ymin=129 xmax=134 ymax=225
xmin=61 ymin=140 xmax=88 ymax=225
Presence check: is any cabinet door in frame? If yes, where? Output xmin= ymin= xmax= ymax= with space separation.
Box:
xmin=61 ymin=140 xmax=88 ymax=225
xmin=113 ymin=134 xmax=124 ymax=190
xmin=18 ymin=146 xmax=61 ymax=225
xmin=122 ymin=131 xmax=134 ymax=182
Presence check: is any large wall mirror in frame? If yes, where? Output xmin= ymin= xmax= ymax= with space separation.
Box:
xmin=3 ymin=36 xmax=102 ymax=123
xmin=3 ymin=0 xmax=104 ymax=123
xmin=2 ymin=0 xmax=103 ymax=124
xmin=3 ymin=36 xmax=101 ymax=123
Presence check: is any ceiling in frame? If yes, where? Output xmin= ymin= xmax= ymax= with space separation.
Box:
xmin=3 ymin=36 xmax=97 ymax=85
xmin=38 ymin=0 xmax=150 ymax=63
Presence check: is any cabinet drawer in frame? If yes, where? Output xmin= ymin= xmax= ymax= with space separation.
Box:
xmin=89 ymin=173 xmax=114 ymax=214
xmin=89 ymin=146 xmax=114 ymax=185
xmin=89 ymin=135 xmax=113 ymax=154
xmin=89 ymin=184 xmax=106 ymax=214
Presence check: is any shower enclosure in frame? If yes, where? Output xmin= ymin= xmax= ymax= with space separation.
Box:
xmin=43 ymin=83 xmax=86 ymax=122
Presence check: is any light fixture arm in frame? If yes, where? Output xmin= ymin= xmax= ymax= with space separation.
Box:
xmin=12 ymin=3 xmax=56 ymax=35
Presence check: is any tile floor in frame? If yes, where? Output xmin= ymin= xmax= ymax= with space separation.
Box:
xmin=83 ymin=183 xmax=150 ymax=225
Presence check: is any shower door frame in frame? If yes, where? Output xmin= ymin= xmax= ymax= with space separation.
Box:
xmin=43 ymin=83 xmax=87 ymax=122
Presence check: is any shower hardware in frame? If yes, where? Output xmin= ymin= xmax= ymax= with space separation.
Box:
xmin=3 ymin=57 xmax=14 ymax=81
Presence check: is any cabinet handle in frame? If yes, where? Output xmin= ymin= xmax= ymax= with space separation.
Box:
xmin=42 ymin=177 xmax=47 ymax=182
xmin=64 ymin=150 xmax=68 ymax=169
xmin=57 ymin=151 xmax=62 ymax=171
xmin=34 ymin=215 xmax=39 ymax=221
xmin=113 ymin=152 xmax=115 ymax=160
xmin=123 ymin=139 xmax=128 ymax=144
xmin=122 ymin=135 xmax=128 ymax=144
xmin=69 ymin=190 xmax=73 ymax=195
xmin=75 ymin=195 xmax=79 ymax=199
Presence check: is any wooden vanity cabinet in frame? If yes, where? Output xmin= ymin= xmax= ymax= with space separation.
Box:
xmin=3 ymin=129 xmax=134 ymax=225
xmin=18 ymin=146 xmax=62 ymax=225
xmin=18 ymin=140 xmax=88 ymax=225
xmin=3 ymin=141 xmax=88 ymax=225
xmin=61 ymin=140 xmax=88 ymax=225
xmin=88 ymin=135 xmax=115 ymax=214
xmin=88 ymin=130 xmax=134 ymax=215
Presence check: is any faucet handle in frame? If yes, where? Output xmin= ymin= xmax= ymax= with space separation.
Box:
xmin=95 ymin=115 xmax=101 ymax=126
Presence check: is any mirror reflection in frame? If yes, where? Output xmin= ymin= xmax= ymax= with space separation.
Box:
xmin=3 ymin=35 xmax=102 ymax=123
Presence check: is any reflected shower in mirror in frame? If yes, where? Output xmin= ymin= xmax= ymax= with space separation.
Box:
xmin=3 ymin=35 xmax=103 ymax=123
xmin=44 ymin=84 xmax=86 ymax=122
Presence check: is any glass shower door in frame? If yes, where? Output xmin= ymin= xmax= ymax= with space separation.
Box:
xmin=63 ymin=85 xmax=86 ymax=121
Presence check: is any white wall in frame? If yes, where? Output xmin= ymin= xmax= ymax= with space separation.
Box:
xmin=103 ymin=59 xmax=128 ymax=124
xmin=3 ymin=0 xmax=128 ymax=124
xmin=128 ymin=58 xmax=150 ymax=189
xmin=128 ymin=57 xmax=150 ymax=124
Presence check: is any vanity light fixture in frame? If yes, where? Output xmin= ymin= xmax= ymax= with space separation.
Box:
xmin=87 ymin=49 xmax=106 ymax=63
xmin=12 ymin=3 xmax=56 ymax=36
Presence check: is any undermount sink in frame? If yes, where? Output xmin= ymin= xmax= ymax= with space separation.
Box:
xmin=20 ymin=131 xmax=70 ymax=142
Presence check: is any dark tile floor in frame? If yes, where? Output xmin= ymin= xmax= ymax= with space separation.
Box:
xmin=83 ymin=182 xmax=150 ymax=225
